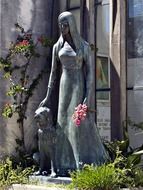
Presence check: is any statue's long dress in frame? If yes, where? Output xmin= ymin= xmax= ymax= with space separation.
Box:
xmin=53 ymin=41 xmax=108 ymax=173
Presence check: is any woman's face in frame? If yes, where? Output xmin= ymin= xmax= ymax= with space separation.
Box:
xmin=59 ymin=18 xmax=70 ymax=36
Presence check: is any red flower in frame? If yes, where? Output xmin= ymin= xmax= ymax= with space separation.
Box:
xmin=37 ymin=36 xmax=44 ymax=43
xmin=16 ymin=40 xmax=29 ymax=47
xmin=72 ymin=104 xmax=88 ymax=126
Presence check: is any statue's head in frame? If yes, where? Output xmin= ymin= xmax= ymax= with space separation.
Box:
xmin=58 ymin=11 xmax=79 ymax=39
xmin=58 ymin=11 xmax=84 ymax=61
xmin=58 ymin=12 xmax=70 ymax=37
xmin=34 ymin=107 xmax=53 ymax=129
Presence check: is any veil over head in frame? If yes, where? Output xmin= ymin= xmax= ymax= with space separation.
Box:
xmin=58 ymin=11 xmax=83 ymax=53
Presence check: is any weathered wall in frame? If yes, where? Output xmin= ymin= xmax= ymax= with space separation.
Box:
xmin=110 ymin=0 xmax=126 ymax=140
xmin=0 ymin=0 xmax=59 ymax=155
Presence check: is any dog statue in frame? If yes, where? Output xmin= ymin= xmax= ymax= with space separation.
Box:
xmin=34 ymin=107 xmax=57 ymax=177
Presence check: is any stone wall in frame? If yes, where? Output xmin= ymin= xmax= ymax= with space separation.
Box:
xmin=0 ymin=0 xmax=59 ymax=155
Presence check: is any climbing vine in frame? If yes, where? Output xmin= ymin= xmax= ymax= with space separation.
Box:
xmin=0 ymin=23 xmax=53 ymax=153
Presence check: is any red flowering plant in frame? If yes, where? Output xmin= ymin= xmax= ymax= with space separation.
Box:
xmin=37 ymin=35 xmax=54 ymax=47
xmin=0 ymin=23 xmax=53 ymax=153
xmin=15 ymin=39 xmax=31 ymax=53
xmin=72 ymin=104 xmax=88 ymax=126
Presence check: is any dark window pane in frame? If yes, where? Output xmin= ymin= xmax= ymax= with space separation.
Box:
xmin=69 ymin=0 xmax=80 ymax=8
xmin=96 ymin=57 xmax=110 ymax=101
xmin=127 ymin=0 xmax=143 ymax=58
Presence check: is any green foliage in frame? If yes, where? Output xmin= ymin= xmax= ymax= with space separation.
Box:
xmin=0 ymin=57 xmax=12 ymax=73
xmin=133 ymin=168 xmax=143 ymax=187
xmin=69 ymin=145 xmax=143 ymax=190
xmin=103 ymin=131 xmax=143 ymax=188
xmin=0 ymin=157 xmax=34 ymax=188
xmin=2 ymin=103 xmax=13 ymax=118
xmin=70 ymin=160 xmax=134 ymax=190
xmin=70 ymin=163 xmax=124 ymax=190
xmin=11 ymin=152 xmax=37 ymax=169
xmin=104 ymin=140 xmax=143 ymax=169
xmin=6 ymin=83 xmax=27 ymax=97
xmin=104 ymin=121 xmax=130 ymax=160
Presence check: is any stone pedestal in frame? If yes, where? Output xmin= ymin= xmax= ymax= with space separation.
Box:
xmin=29 ymin=175 xmax=72 ymax=185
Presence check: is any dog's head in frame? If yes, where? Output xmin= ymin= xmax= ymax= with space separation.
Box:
xmin=34 ymin=107 xmax=53 ymax=129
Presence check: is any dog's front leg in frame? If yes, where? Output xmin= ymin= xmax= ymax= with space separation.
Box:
xmin=50 ymin=146 xmax=57 ymax=178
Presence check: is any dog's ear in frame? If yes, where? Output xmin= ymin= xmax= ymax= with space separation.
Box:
xmin=34 ymin=107 xmax=53 ymax=124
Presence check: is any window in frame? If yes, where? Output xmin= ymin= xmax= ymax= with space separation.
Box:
xmin=127 ymin=0 xmax=143 ymax=58
xmin=96 ymin=56 xmax=110 ymax=101
xmin=96 ymin=0 xmax=111 ymax=141
xmin=67 ymin=0 xmax=80 ymax=33
xmin=127 ymin=0 xmax=143 ymax=148
xmin=69 ymin=0 xmax=80 ymax=8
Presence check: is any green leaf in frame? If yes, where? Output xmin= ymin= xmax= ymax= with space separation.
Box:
xmin=133 ymin=150 xmax=143 ymax=155
xmin=4 ymin=72 xmax=11 ymax=79
xmin=126 ymin=154 xmax=141 ymax=168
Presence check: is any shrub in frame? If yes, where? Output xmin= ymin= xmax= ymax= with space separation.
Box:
xmin=0 ymin=157 xmax=34 ymax=188
xmin=70 ymin=163 xmax=125 ymax=190
xmin=69 ymin=147 xmax=143 ymax=190
xmin=133 ymin=168 xmax=143 ymax=187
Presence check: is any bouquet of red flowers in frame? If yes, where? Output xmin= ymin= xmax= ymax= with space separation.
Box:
xmin=72 ymin=104 xmax=88 ymax=126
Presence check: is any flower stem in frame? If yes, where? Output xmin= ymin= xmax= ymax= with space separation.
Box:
xmin=88 ymin=108 xmax=96 ymax=113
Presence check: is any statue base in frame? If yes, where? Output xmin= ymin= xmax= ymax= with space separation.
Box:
xmin=29 ymin=175 xmax=72 ymax=185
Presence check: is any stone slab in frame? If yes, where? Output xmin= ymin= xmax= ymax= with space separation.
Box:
xmin=8 ymin=184 xmax=65 ymax=190
xmin=29 ymin=175 xmax=72 ymax=185
xmin=7 ymin=184 xmax=143 ymax=190
xmin=122 ymin=189 xmax=143 ymax=190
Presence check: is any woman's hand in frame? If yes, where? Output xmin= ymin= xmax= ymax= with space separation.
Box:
xmin=38 ymin=98 xmax=49 ymax=108
xmin=83 ymin=97 xmax=87 ymax=104
xmin=83 ymin=97 xmax=90 ymax=107
xmin=83 ymin=97 xmax=94 ymax=110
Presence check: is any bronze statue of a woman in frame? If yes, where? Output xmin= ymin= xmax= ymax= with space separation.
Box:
xmin=39 ymin=11 xmax=108 ymax=175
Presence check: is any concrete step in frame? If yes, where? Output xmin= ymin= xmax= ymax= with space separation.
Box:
xmin=8 ymin=184 xmax=66 ymax=190
xmin=7 ymin=184 xmax=143 ymax=190
xmin=29 ymin=176 xmax=72 ymax=185
xmin=7 ymin=176 xmax=72 ymax=190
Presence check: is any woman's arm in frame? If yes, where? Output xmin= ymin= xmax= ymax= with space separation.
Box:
xmin=39 ymin=44 xmax=58 ymax=107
